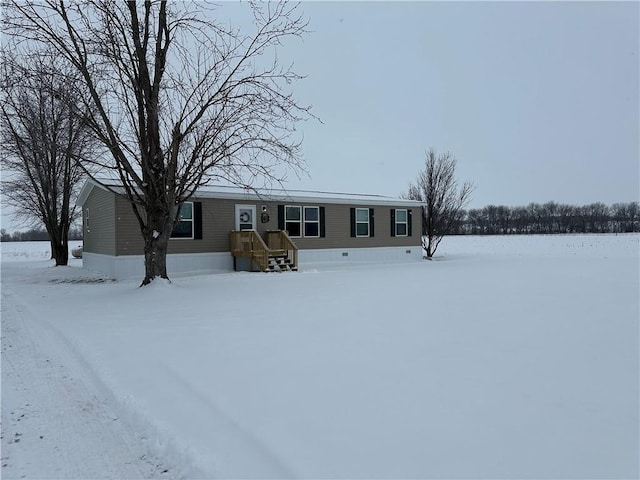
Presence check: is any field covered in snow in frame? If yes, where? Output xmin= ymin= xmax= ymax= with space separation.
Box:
xmin=1 ymin=234 xmax=638 ymax=479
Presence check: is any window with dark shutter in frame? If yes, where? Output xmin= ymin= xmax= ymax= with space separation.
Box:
xmin=355 ymin=208 xmax=370 ymax=237
xmin=395 ymin=209 xmax=408 ymax=236
xmin=171 ymin=202 xmax=194 ymax=239
xmin=279 ymin=204 xmax=324 ymax=238
xmin=285 ymin=205 xmax=302 ymax=237
xmin=303 ymin=206 xmax=320 ymax=237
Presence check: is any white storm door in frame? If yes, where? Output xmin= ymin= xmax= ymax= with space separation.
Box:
xmin=235 ymin=204 xmax=256 ymax=230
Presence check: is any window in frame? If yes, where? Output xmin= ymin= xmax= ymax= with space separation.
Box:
xmin=279 ymin=205 xmax=325 ymax=238
xmin=85 ymin=208 xmax=90 ymax=231
xmin=395 ymin=209 xmax=408 ymax=236
xmin=304 ymin=206 xmax=320 ymax=237
xmin=171 ymin=202 xmax=194 ymax=239
xmin=285 ymin=205 xmax=302 ymax=237
xmin=356 ymin=208 xmax=370 ymax=237
xmin=350 ymin=208 xmax=374 ymax=237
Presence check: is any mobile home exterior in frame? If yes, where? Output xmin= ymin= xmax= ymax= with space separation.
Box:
xmin=77 ymin=179 xmax=424 ymax=279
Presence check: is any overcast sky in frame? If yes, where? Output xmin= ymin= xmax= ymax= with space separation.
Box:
xmin=274 ymin=1 xmax=639 ymax=208
xmin=1 ymin=1 xmax=638 ymax=231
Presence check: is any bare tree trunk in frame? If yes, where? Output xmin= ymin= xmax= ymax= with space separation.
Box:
xmin=141 ymin=228 xmax=169 ymax=285
xmin=46 ymin=224 xmax=69 ymax=266
xmin=426 ymin=237 xmax=434 ymax=259
xmin=51 ymin=238 xmax=69 ymax=266
xmin=139 ymin=208 xmax=174 ymax=286
xmin=425 ymin=214 xmax=435 ymax=259
xmin=425 ymin=233 xmax=442 ymax=259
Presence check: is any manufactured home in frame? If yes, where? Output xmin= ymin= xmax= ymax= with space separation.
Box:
xmin=77 ymin=178 xmax=424 ymax=279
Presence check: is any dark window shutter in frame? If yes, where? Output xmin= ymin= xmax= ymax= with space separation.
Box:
xmin=194 ymin=202 xmax=203 ymax=239
xmin=408 ymin=209 xmax=412 ymax=237
xmin=390 ymin=209 xmax=396 ymax=237
xmin=369 ymin=208 xmax=375 ymax=237
xmin=278 ymin=205 xmax=285 ymax=230
xmin=350 ymin=208 xmax=356 ymax=237
xmin=319 ymin=206 xmax=326 ymax=237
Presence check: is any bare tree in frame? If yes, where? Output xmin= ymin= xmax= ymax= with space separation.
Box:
xmin=407 ymin=149 xmax=474 ymax=258
xmin=460 ymin=201 xmax=640 ymax=235
xmin=613 ymin=202 xmax=640 ymax=233
xmin=4 ymin=0 xmax=314 ymax=285
xmin=0 ymin=51 xmax=94 ymax=266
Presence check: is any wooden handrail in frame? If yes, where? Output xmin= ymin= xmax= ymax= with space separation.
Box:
xmin=266 ymin=230 xmax=298 ymax=270
xmin=231 ymin=230 xmax=298 ymax=272
xmin=230 ymin=230 xmax=270 ymax=271
xmin=280 ymin=230 xmax=298 ymax=270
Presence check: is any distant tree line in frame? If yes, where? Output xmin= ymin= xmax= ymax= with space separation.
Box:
xmin=454 ymin=201 xmax=639 ymax=235
xmin=1 ymin=227 xmax=82 ymax=242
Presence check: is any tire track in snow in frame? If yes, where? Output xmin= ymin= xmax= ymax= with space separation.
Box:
xmin=157 ymin=362 xmax=298 ymax=478
xmin=1 ymin=286 xmax=171 ymax=479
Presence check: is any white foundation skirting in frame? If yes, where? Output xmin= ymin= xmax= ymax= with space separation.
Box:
xmin=298 ymin=246 xmax=422 ymax=265
xmin=83 ymin=246 xmax=422 ymax=280
xmin=82 ymin=252 xmax=234 ymax=281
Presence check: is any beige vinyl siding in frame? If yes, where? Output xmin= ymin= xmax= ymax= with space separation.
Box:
xmin=114 ymin=196 xmax=144 ymax=255
xmin=83 ymin=187 xmax=116 ymax=256
xmin=111 ymin=195 xmax=421 ymax=255
xmin=198 ymin=198 xmax=236 ymax=253
xmin=114 ymin=196 xmax=238 ymax=255
xmin=264 ymin=203 xmax=421 ymax=250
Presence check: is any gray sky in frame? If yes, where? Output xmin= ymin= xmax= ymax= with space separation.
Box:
xmin=278 ymin=1 xmax=639 ymax=208
xmin=2 ymin=1 xmax=638 ymax=232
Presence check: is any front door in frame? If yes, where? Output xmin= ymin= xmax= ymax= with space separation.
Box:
xmin=235 ymin=204 xmax=256 ymax=231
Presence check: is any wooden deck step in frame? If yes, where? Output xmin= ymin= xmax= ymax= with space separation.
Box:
xmin=267 ymin=255 xmax=296 ymax=272
xmin=230 ymin=230 xmax=298 ymax=273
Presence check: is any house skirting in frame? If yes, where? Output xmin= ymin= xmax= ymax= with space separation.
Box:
xmin=298 ymin=246 xmax=422 ymax=264
xmin=83 ymin=246 xmax=423 ymax=280
xmin=82 ymin=252 xmax=234 ymax=281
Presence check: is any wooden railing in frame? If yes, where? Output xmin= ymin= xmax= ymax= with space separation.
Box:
xmin=230 ymin=229 xmax=298 ymax=272
xmin=230 ymin=230 xmax=270 ymax=272
xmin=265 ymin=230 xmax=298 ymax=270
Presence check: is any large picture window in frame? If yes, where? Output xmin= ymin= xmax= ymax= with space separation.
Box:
xmin=285 ymin=205 xmax=302 ymax=237
xmin=304 ymin=206 xmax=320 ymax=237
xmin=278 ymin=205 xmax=325 ymax=238
xmin=171 ymin=202 xmax=194 ymax=239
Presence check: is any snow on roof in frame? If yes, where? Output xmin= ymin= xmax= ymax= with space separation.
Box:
xmin=192 ymin=184 xmax=422 ymax=206
xmin=78 ymin=177 xmax=423 ymax=207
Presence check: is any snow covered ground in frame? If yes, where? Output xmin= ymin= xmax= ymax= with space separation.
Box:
xmin=1 ymin=234 xmax=638 ymax=479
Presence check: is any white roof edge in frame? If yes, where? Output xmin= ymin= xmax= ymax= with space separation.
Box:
xmin=76 ymin=177 xmax=128 ymax=206
xmin=192 ymin=190 xmax=423 ymax=207
xmin=77 ymin=178 xmax=424 ymax=207
xmin=76 ymin=177 xmax=98 ymax=206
